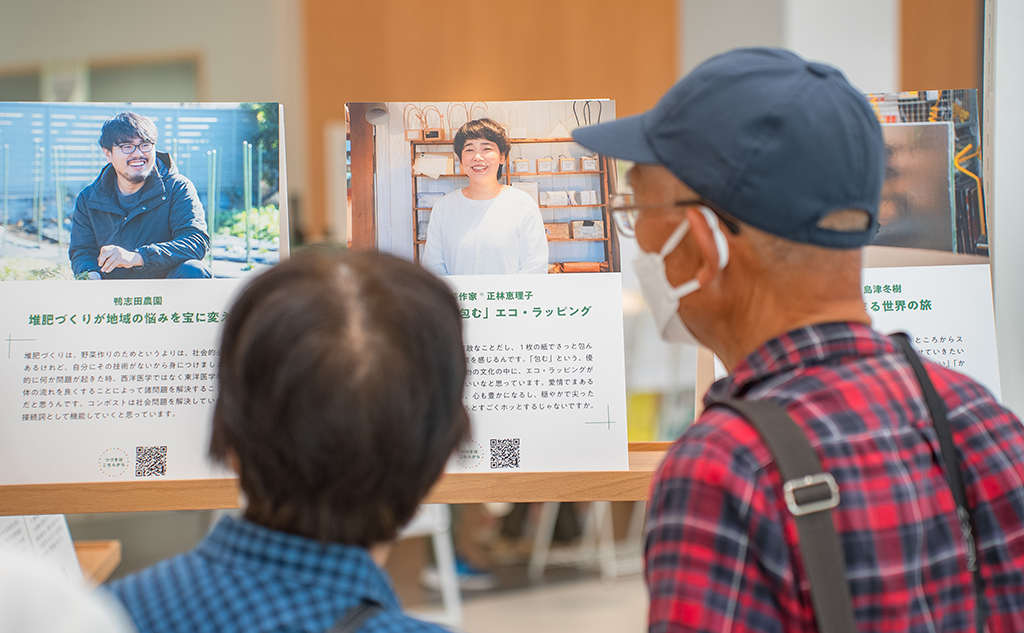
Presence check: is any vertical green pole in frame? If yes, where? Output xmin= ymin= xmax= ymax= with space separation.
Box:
xmin=257 ymin=140 xmax=264 ymax=209
xmin=32 ymin=142 xmax=38 ymax=241
xmin=39 ymin=145 xmax=46 ymax=243
xmin=60 ymin=146 xmax=65 ymax=246
xmin=34 ymin=142 xmax=44 ymax=243
xmin=249 ymin=142 xmax=254 ymax=259
xmin=213 ymin=149 xmax=219 ymax=250
xmin=2 ymin=144 xmax=8 ymax=249
xmin=206 ymin=150 xmax=214 ymax=265
xmin=53 ymin=146 xmax=64 ymax=249
xmin=32 ymin=143 xmax=37 ymax=233
xmin=243 ymin=141 xmax=252 ymax=268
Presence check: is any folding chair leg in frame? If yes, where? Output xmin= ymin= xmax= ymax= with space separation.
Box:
xmin=528 ymin=502 xmax=560 ymax=582
xmin=594 ymin=501 xmax=618 ymax=583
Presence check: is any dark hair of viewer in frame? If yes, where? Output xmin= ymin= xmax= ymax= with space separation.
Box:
xmin=454 ymin=118 xmax=510 ymax=179
xmin=98 ymin=112 xmax=159 ymax=150
xmin=209 ymin=248 xmax=470 ymax=546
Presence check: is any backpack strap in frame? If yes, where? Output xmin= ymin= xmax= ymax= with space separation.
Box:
xmin=327 ymin=601 xmax=382 ymax=633
xmin=713 ymin=399 xmax=856 ymax=633
xmin=713 ymin=332 xmax=988 ymax=633
xmin=890 ymin=332 xmax=985 ymax=633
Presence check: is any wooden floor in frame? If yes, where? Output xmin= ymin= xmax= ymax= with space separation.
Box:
xmin=412 ymin=576 xmax=648 ymax=633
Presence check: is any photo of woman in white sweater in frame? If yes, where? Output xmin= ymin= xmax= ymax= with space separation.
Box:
xmin=422 ymin=118 xmax=548 ymax=275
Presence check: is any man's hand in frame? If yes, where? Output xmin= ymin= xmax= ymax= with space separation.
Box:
xmin=98 ymin=245 xmax=144 ymax=273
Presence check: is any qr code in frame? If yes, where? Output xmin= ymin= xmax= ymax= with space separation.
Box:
xmin=136 ymin=446 xmax=168 ymax=477
xmin=490 ymin=438 xmax=521 ymax=469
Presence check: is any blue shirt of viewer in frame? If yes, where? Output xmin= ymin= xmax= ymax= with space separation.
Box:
xmin=107 ymin=517 xmax=449 ymax=633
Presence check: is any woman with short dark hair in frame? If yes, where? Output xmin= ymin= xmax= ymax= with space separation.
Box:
xmin=108 ymin=248 xmax=470 ymax=633
xmin=422 ymin=118 xmax=548 ymax=275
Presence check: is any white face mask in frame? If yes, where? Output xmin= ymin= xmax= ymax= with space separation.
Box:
xmin=632 ymin=207 xmax=729 ymax=346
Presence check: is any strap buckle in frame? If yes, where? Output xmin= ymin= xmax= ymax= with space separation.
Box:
xmin=783 ymin=473 xmax=840 ymax=516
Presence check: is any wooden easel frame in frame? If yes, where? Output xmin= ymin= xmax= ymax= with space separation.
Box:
xmin=0 ymin=443 xmax=669 ymax=516
xmin=0 ymin=101 xmax=663 ymax=518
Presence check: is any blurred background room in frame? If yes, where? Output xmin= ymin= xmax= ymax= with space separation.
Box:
xmin=0 ymin=1 xmax=993 ymax=631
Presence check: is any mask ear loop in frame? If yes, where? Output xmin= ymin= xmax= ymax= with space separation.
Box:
xmin=697 ymin=207 xmax=730 ymax=269
xmin=656 ymin=220 xmax=702 ymax=299
xmin=659 ymin=209 xmax=730 ymax=300
xmin=658 ymin=219 xmax=691 ymax=258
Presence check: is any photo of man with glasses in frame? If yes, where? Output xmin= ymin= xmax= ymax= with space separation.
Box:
xmin=69 ymin=111 xmax=212 ymax=279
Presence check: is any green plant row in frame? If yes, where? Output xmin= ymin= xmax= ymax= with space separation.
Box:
xmin=214 ymin=204 xmax=280 ymax=243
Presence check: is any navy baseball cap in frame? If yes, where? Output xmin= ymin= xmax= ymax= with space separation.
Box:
xmin=573 ymin=48 xmax=884 ymax=249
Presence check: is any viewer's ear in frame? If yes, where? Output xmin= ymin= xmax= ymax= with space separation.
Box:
xmin=225 ymin=449 xmax=241 ymax=475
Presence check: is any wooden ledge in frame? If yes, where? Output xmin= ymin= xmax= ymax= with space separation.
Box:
xmin=0 ymin=443 xmax=669 ymax=515
xmin=424 ymin=447 xmax=665 ymax=504
xmin=75 ymin=540 xmax=122 ymax=584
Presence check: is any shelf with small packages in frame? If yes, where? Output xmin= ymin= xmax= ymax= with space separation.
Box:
xmin=426 ymin=170 xmax=605 ymax=178
xmin=410 ymin=137 xmax=619 ymax=273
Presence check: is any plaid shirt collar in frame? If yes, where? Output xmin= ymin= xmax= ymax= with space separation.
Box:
xmin=197 ymin=516 xmax=399 ymax=610
xmin=705 ymin=321 xmax=892 ymax=404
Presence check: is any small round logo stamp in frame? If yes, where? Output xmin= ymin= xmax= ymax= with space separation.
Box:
xmin=455 ymin=440 xmax=484 ymax=470
xmin=98 ymin=448 xmax=129 ymax=478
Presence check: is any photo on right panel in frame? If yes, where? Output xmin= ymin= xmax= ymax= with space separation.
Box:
xmin=866 ymin=89 xmax=987 ymax=258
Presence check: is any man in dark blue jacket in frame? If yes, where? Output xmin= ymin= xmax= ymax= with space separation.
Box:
xmin=69 ymin=112 xmax=212 ymax=279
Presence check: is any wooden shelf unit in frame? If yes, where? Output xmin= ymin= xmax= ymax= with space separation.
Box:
xmin=410 ymin=137 xmax=619 ymax=272
xmin=510 ymin=171 xmax=606 ymax=177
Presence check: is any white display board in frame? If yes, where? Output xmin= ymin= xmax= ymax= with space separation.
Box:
xmin=1 ymin=274 xmax=630 ymax=485
xmin=0 ymin=515 xmax=81 ymax=580
xmin=0 ymin=279 xmax=243 ymax=485
xmin=445 ymin=273 xmax=629 ymax=472
xmin=863 ymin=264 xmax=1001 ymax=399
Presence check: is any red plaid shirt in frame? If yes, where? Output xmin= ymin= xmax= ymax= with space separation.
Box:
xmin=647 ymin=322 xmax=1024 ymax=633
